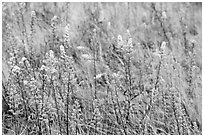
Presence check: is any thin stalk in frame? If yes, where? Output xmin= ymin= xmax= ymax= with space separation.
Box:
xmin=114 ymin=80 xmax=126 ymax=134
xmin=172 ymin=94 xmax=181 ymax=134
xmin=51 ymin=76 xmax=62 ymax=135
xmin=154 ymin=55 xmax=163 ymax=90
xmin=93 ymin=42 xmax=97 ymax=100
xmin=66 ymin=72 xmax=70 ymax=135
xmin=34 ymin=93 xmax=42 ymax=135
xmin=16 ymin=74 xmax=29 ymax=130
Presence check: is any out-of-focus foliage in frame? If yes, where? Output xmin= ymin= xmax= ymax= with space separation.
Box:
xmin=2 ymin=2 xmax=202 ymax=135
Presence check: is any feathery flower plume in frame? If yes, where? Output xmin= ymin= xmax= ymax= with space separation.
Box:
xmin=107 ymin=22 xmax=111 ymax=30
xmin=60 ymin=45 xmax=65 ymax=52
xmin=49 ymin=50 xmax=55 ymax=58
xmin=51 ymin=16 xmax=58 ymax=23
xmin=64 ymin=24 xmax=70 ymax=45
xmin=117 ymin=35 xmax=123 ymax=48
xmin=23 ymin=80 xmax=28 ymax=85
xmin=60 ymin=45 xmax=66 ymax=55
xmin=21 ymin=57 xmax=27 ymax=62
xmin=31 ymin=11 xmax=36 ymax=18
xmin=40 ymin=65 xmax=47 ymax=71
xmin=127 ymin=37 xmax=133 ymax=48
xmin=127 ymin=29 xmax=131 ymax=38
xmin=161 ymin=11 xmax=167 ymax=20
xmin=12 ymin=66 xmax=20 ymax=73
xmin=161 ymin=41 xmax=167 ymax=55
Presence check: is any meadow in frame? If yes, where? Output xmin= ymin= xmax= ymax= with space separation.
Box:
xmin=2 ymin=2 xmax=202 ymax=135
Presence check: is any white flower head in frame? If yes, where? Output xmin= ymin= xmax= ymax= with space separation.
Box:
xmin=65 ymin=24 xmax=70 ymax=33
xmin=19 ymin=2 xmax=26 ymax=8
xmin=60 ymin=45 xmax=66 ymax=56
xmin=118 ymin=35 xmax=123 ymax=42
xmin=65 ymin=24 xmax=70 ymax=29
xmin=153 ymin=48 xmax=161 ymax=58
xmin=31 ymin=10 xmax=36 ymax=18
xmin=49 ymin=50 xmax=55 ymax=58
xmin=19 ymin=61 xmax=24 ymax=67
xmin=23 ymin=80 xmax=28 ymax=85
xmin=50 ymin=68 xmax=57 ymax=74
xmin=160 ymin=41 xmax=169 ymax=55
xmin=127 ymin=38 xmax=133 ymax=47
xmin=161 ymin=41 xmax=166 ymax=50
xmin=76 ymin=46 xmax=87 ymax=50
xmin=45 ymin=52 xmax=49 ymax=59
xmin=40 ymin=65 xmax=47 ymax=71
xmin=95 ymin=73 xmax=104 ymax=80
xmin=107 ymin=22 xmax=111 ymax=29
xmin=60 ymin=45 xmax=65 ymax=52
xmin=31 ymin=77 xmax=35 ymax=81
xmin=12 ymin=66 xmax=20 ymax=73
xmin=162 ymin=11 xmax=167 ymax=19
xmin=127 ymin=29 xmax=131 ymax=37
xmin=112 ymin=72 xmax=119 ymax=79
xmin=21 ymin=57 xmax=27 ymax=62
xmin=190 ymin=39 xmax=196 ymax=44
xmin=93 ymin=29 xmax=97 ymax=33
xmin=60 ymin=45 xmax=64 ymax=51
xmin=127 ymin=29 xmax=130 ymax=34
xmin=64 ymin=24 xmax=70 ymax=44
xmin=9 ymin=52 xmax=14 ymax=57
xmin=117 ymin=35 xmax=123 ymax=48
xmin=24 ymin=60 xmax=31 ymax=68
xmin=81 ymin=54 xmax=93 ymax=60
xmin=8 ymin=60 xmax=13 ymax=65
xmin=51 ymin=15 xmax=58 ymax=22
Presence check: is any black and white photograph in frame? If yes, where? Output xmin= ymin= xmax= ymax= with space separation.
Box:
xmin=2 ymin=2 xmax=202 ymax=135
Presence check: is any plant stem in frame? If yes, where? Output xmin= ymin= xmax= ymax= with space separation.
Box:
xmin=51 ymin=76 xmax=62 ymax=134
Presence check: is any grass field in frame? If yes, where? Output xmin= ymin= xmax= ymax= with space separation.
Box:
xmin=2 ymin=2 xmax=202 ymax=135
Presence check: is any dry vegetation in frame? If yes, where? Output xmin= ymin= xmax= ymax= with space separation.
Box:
xmin=2 ymin=2 xmax=202 ymax=135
